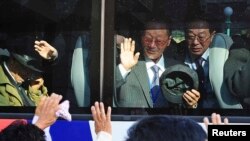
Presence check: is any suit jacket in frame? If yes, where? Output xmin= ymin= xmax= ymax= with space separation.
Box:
xmin=177 ymin=33 xmax=242 ymax=109
xmin=114 ymin=56 xmax=181 ymax=108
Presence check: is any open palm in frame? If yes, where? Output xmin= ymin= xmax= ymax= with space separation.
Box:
xmin=34 ymin=40 xmax=57 ymax=60
xmin=120 ymin=38 xmax=140 ymax=70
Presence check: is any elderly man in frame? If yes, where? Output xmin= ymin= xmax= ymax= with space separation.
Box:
xmin=179 ymin=18 xmax=242 ymax=108
xmin=115 ymin=19 xmax=200 ymax=108
xmin=0 ymin=36 xmax=58 ymax=106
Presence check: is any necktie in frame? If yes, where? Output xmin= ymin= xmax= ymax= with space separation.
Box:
xmin=195 ymin=57 xmax=205 ymax=94
xmin=151 ymin=65 xmax=160 ymax=105
xmin=195 ymin=57 xmax=205 ymax=84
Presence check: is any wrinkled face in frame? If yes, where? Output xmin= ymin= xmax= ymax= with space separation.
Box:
xmin=186 ymin=28 xmax=213 ymax=58
xmin=141 ymin=29 xmax=171 ymax=62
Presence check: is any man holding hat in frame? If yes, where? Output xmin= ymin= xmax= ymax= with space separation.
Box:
xmin=0 ymin=36 xmax=58 ymax=106
xmin=115 ymin=19 xmax=200 ymax=108
xmin=179 ymin=18 xmax=242 ymax=109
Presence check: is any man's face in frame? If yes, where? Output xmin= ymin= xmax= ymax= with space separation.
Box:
xmin=141 ymin=29 xmax=171 ymax=62
xmin=186 ymin=28 xmax=213 ymax=58
xmin=16 ymin=66 xmax=39 ymax=84
xmin=10 ymin=59 xmax=41 ymax=85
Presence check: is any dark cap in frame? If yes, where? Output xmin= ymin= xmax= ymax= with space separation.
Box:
xmin=160 ymin=64 xmax=199 ymax=104
xmin=7 ymin=35 xmax=44 ymax=73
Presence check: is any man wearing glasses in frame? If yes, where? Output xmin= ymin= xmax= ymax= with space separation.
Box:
xmin=114 ymin=19 xmax=200 ymax=108
xmin=181 ymin=19 xmax=242 ymax=109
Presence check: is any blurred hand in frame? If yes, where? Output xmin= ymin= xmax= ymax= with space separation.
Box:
xmin=35 ymin=96 xmax=46 ymax=117
xmin=203 ymin=113 xmax=229 ymax=127
xmin=120 ymin=38 xmax=140 ymax=71
xmin=35 ymin=93 xmax=62 ymax=130
xmin=34 ymin=40 xmax=58 ymax=60
xmin=29 ymin=77 xmax=44 ymax=91
xmin=183 ymin=89 xmax=200 ymax=108
xmin=91 ymin=101 xmax=112 ymax=134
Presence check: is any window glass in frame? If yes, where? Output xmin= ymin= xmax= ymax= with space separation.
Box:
xmin=0 ymin=0 xmax=100 ymax=108
xmin=112 ymin=0 xmax=250 ymax=114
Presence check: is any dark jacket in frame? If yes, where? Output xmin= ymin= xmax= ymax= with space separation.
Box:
xmin=176 ymin=33 xmax=243 ymax=109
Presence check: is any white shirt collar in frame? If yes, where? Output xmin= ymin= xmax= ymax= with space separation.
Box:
xmin=185 ymin=48 xmax=209 ymax=63
xmin=184 ymin=48 xmax=209 ymax=69
xmin=201 ymin=48 xmax=209 ymax=61
xmin=145 ymin=55 xmax=165 ymax=71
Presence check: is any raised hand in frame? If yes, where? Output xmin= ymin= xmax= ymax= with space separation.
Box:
xmin=120 ymin=38 xmax=140 ymax=71
xmin=34 ymin=40 xmax=58 ymax=60
xmin=35 ymin=93 xmax=62 ymax=130
xmin=91 ymin=101 xmax=112 ymax=134
xmin=203 ymin=113 xmax=229 ymax=127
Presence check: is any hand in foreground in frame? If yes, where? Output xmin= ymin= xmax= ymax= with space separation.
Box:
xmin=34 ymin=40 xmax=58 ymax=60
xmin=35 ymin=93 xmax=62 ymax=130
xmin=203 ymin=113 xmax=229 ymax=128
xmin=120 ymin=38 xmax=140 ymax=71
xmin=183 ymin=89 xmax=200 ymax=108
xmin=91 ymin=101 xmax=112 ymax=134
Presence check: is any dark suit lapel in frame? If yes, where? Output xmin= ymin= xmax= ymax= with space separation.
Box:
xmin=134 ymin=61 xmax=153 ymax=107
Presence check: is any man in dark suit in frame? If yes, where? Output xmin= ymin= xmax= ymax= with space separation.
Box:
xmin=114 ymin=20 xmax=200 ymax=108
xmin=179 ymin=19 xmax=242 ymax=109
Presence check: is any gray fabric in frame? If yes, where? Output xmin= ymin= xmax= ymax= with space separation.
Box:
xmin=224 ymin=46 xmax=250 ymax=107
xmin=115 ymin=58 xmax=180 ymax=108
xmin=0 ymin=48 xmax=10 ymax=57
xmin=160 ymin=64 xmax=199 ymax=104
xmin=209 ymin=33 xmax=242 ymax=109
xmin=70 ymin=34 xmax=90 ymax=107
xmin=115 ymin=61 xmax=154 ymax=107
xmin=211 ymin=33 xmax=233 ymax=49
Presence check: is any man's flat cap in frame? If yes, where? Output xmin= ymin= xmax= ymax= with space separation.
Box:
xmin=160 ymin=64 xmax=199 ymax=104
